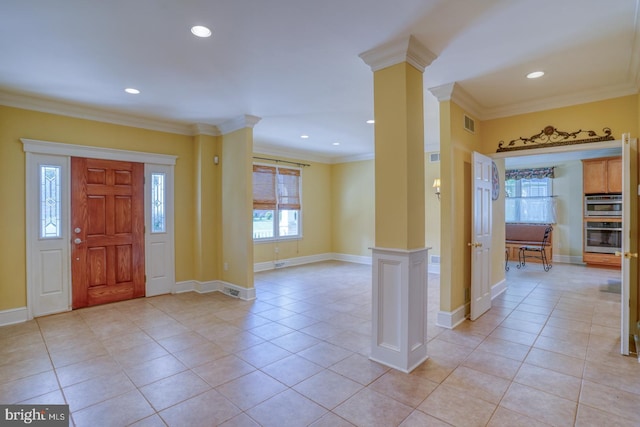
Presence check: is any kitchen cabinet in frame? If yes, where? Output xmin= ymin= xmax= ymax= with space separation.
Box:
xmin=582 ymin=157 xmax=622 ymax=194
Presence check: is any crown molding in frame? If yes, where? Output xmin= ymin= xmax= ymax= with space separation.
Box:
xmin=331 ymin=152 xmax=375 ymax=164
xmin=481 ymin=82 xmax=639 ymax=120
xmin=0 ymin=90 xmax=197 ymax=135
xmin=428 ymin=82 xmax=482 ymax=119
xmin=253 ymin=143 xmax=334 ymax=164
xmin=359 ymin=35 xmax=437 ymax=73
xmin=218 ymin=115 xmax=262 ymax=135
xmin=191 ymin=123 xmax=221 ymax=136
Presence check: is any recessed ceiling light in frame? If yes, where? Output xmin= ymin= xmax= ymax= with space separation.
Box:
xmin=300 ymin=135 xmax=309 ymax=139
xmin=526 ymin=71 xmax=545 ymax=79
xmin=191 ymin=25 xmax=212 ymax=38
xmin=366 ymin=119 xmax=375 ymax=124
xmin=332 ymin=142 xmax=340 ymax=146
xmin=124 ymin=88 xmax=140 ymax=94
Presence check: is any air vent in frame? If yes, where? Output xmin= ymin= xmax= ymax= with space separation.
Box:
xmin=223 ymin=287 xmax=240 ymax=298
xmin=429 ymin=152 xmax=440 ymax=162
xmin=464 ymin=114 xmax=475 ymax=134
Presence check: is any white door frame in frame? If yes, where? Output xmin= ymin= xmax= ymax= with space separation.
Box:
xmin=22 ymin=138 xmax=177 ymax=319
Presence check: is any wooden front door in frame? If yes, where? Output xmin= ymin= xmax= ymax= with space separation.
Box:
xmin=71 ymin=157 xmax=145 ymax=308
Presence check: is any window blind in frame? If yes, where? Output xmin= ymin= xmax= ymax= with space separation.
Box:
xmin=277 ymin=168 xmax=301 ymax=210
xmin=253 ymin=165 xmax=277 ymax=210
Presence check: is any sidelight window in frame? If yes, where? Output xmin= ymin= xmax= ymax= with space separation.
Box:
xmin=151 ymin=172 xmax=166 ymax=233
xmin=40 ymin=165 xmax=61 ymax=238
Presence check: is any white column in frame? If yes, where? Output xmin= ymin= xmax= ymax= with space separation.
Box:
xmin=370 ymin=247 xmax=429 ymax=372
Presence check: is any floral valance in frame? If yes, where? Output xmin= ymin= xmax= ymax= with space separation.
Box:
xmin=505 ymin=167 xmax=555 ymax=181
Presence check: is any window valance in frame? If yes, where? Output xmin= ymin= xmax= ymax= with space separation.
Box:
xmin=506 ymin=166 xmax=555 ymax=180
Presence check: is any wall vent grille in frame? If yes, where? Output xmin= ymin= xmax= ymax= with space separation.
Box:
xmin=430 ymin=255 xmax=441 ymax=264
xmin=429 ymin=152 xmax=440 ymax=162
xmin=464 ymin=114 xmax=475 ymax=134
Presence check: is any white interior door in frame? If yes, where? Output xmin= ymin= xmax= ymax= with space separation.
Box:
xmin=471 ymin=152 xmax=493 ymax=320
xmin=620 ymin=133 xmax=637 ymax=355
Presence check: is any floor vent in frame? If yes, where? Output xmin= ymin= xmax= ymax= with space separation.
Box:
xmin=429 ymin=152 xmax=440 ymax=162
xmin=464 ymin=114 xmax=475 ymax=133
xmin=223 ymin=287 xmax=240 ymax=298
xmin=275 ymin=261 xmax=286 ymax=268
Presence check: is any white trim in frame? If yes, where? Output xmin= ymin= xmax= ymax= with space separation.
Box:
xmin=0 ymin=90 xmax=196 ymax=136
xmin=331 ymin=153 xmax=375 ymax=164
xmin=553 ymin=255 xmax=585 ymax=265
xmin=172 ymin=280 xmax=255 ymax=301
xmin=0 ymin=307 xmax=29 ymax=327
xmin=191 ymin=123 xmax=221 ymax=136
xmin=436 ymin=304 xmax=468 ymax=329
xmin=21 ymin=139 xmax=177 ymax=165
xmin=491 ymin=279 xmax=507 ymax=300
xmin=332 ymin=253 xmax=372 ymax=265
xmin=359 ymin=35 xmax=437 ymax=73
xmin=218 ymin=281 xmax=256 ymax=301
xmin=253 ymin=144 xmax=333 ymax=165
xmin=219 ymin=115 xmax=262 ymax=134
xmin=254 ymin=253 xmax=333 ymax=272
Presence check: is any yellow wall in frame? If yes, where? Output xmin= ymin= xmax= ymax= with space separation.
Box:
xmin=221 ymin=128 xmax=254 ymax=288
xmin=439 ymin=101 xmax=483 ymax=312
xmin=330 ymin=160 xmax=375 ymax=257
xmin=253 ymin=158 xmax=332 ymax=263
xmin=193 ymin=134 xmax=222 ymax=281
xmin=373 ymin=62 xmax=425 ymax=249
xmin=425 ymin=152 xmax=441 ymax=260
xmin=0 ymin=106 xmax=196 ymax=311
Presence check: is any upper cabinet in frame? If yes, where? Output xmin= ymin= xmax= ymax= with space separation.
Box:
xmin=583 ymin=157 xmax=622 ymax=194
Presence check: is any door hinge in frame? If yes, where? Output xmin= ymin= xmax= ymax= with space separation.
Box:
xmin=144 ymin=275 xmax=147 ymax=283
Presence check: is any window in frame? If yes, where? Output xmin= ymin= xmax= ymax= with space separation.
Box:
xmin=40 ymin=165 xmax=61 ymax=238
xmin=253 ymin=165 xmax=301 ymax=240
xmin=505 ymin=167 xmax=556 ymax=224
xmin=151 ymin=173 xmax=166 ymax=233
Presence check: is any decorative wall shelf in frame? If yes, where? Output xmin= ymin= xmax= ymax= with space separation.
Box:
xmin=497 ymin=126 xmax=614 ymax=153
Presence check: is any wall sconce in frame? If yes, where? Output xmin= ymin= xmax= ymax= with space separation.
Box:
xmin=433 ymin=178 xmax=441 ymax=200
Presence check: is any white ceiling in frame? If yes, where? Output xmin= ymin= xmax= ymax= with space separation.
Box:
xmin=1 ymin=0 xmax=638 ymax=162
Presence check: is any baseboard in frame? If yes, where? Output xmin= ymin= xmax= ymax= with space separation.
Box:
xmin=491 ymin=279 xmax=507 ymax=300
xmin=331 ymin=253 xmax=372 ymax=265
xmin=173 ymin=280 xmax=255 ymax=301
xmin=254 ymin=253 xmax=334 ymax=272
xmin=436 ymin=303 xmax=468 ymax=329
xmin=217 ymin=281 xmax=256 ymax=300
xmin=0 ymin=307 xmax=29 ymax=327
xmin=553 ymin=255 xmax=585 ymax=265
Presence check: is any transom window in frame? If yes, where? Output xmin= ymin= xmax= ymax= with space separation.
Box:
xmin=253 ymin=164 xmax=302 ymax=240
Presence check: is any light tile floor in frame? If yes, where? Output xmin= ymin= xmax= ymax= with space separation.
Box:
xmin=1 ymin=261 xmax=639 ymax=426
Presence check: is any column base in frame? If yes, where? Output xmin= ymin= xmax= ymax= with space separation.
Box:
xmin=370 ymin=247 xmax=429 ymax=373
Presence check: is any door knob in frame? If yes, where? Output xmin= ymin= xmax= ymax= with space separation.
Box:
xmin=614 ymin=251 xmax=638 ymax=259
xmin=74 ymin=238 xmax=82 ymax=244
xmin=467 ymin=242 xmax=482 ymax=248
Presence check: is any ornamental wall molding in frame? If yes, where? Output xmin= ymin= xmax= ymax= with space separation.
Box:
xmin=497 ymin=126 xmax=614 ymax=153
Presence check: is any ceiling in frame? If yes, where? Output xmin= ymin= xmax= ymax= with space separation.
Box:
xmin=1 ymin=0 xmax=638 ymax=162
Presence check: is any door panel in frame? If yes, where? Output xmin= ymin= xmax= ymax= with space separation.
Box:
xmin=471 ymin=152 xmax=493 ymax=321
xmin=621 ymin=134 xmax=637 ymax=355
xmin=72 ymin=157 xmax=145 ymax=308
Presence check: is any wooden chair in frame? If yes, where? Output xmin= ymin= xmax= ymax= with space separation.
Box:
xmin=517 ymin=225 xmax=553 ymax=271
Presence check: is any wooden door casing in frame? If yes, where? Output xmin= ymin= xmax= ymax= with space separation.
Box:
xmin=71 ymin=157 xmax=145 ymax=308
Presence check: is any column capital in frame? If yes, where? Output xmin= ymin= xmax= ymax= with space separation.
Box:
xmin=359 ymin=35 xmax=436 ymax=73
xmin=218 ymin=115 xmax=262 ymax=135
xmin=428 ymin=82 xmax=482 ymax=119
